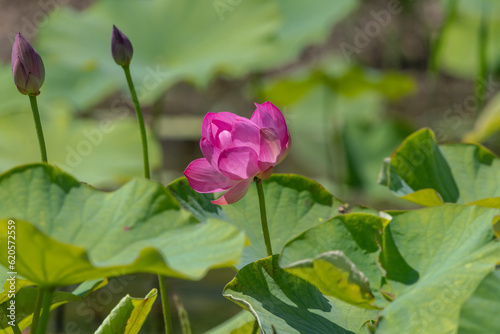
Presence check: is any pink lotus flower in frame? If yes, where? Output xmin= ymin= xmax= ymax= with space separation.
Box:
xmin=184 ymin=102 xmax=291 ymax=205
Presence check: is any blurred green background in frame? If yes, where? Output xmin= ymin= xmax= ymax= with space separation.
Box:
xmin=2 ymin=0 xmax=500 ymax=332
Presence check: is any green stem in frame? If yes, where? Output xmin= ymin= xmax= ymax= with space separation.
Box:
xmin=11 ymin=323 xmax=22 ymax=334
xmin=476 ymin=5 xmax=488 ymax=111
xmin=254 ymin=177 xmax=273 ymax=257
xmin=36 ymin=287 xmax=54 ymax=334
xmin=122 ymin=65 xmax=171 ymax=333
xmin=28 ymin=95 xmax=48 ymax=163
xmin=31 ymin=287 xmax=45 ymax=333
xmin=157 ymin=274 xmax=173 ymax=334
xmin=122 ymin=65 xmax=151 ymax=179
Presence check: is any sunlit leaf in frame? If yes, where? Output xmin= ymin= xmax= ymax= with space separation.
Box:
xmin=377 ymin=205 xmax=500 ymax=333
xmin=378 ymin=128 xmax=500 ymax=207
xmin=95 ymin=289 xmax=157 ymax=334
xmin=169 ymin=174 xmax=345 ymax=268
xmin=283 ymin=251 xmax=377 ymax=309
xmin=464 ymin=92 xmax=500 ymax=142
xmin=224 ymin=256 xmax=379 ymax=334
xmin=280 ymin=213 xmax=389 ymax=309
xmin=457 ymin=269 xmax=500 ymax=333
xmin=204 ymin=311 xmax=258 ymax=334
xmin=0 ymin=164 xmax=246 ymax=287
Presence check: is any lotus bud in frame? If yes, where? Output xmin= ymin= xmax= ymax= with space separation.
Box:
xmin=11 ymin=32 xmax=45 ymax=96
xmin=111 ymin=25 xmax=133 ymax=66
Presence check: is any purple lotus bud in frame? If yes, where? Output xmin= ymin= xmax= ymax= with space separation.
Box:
xmin=11 ymin=32 xmax=45 ymax=96
xmin=111 ymin=25 xmax=133 ymax=66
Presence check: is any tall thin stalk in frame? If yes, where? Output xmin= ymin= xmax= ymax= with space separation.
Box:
xmin=30 ymin=288 xmax=45 ymax=333
xmin=29 ymin=96 xmax=48 ymax=162
xmin=123 ymin=65 xmax=151 ymax=179
xmin=120 ymin=63 xmax=172 ymax=334
xmin=35 ymin=287 xmax=54 ymax=334
xmin=255 ymin=177 xmax=273 ymax=257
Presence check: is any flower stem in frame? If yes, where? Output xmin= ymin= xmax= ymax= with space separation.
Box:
xmin=122 ymin=65 xmax=172 ymax=333
xmin=158 ymin=274 xmax=173 ymax=334
xmin=122 ymin=65 xmax=151 ymax=179
xmin=36 ymin=287 xmax=54 ymax=334
xmin=11 ymin=323 xmax=22 ymax=334
xmin=29 ymin=95 xmax=48 ymax=163
xmin=254 ymin=177 xmax=273 ymax=257
xmin=31 ymin=287 xmax=45 ymax=333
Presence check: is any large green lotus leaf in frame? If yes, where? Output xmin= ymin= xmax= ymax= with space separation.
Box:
xmin=0 ymin=108 xmax=161 ymax=187
xmin=376 ymin=205 xmax=500 ymax=333
xmin=169 ymin=174 xmax=345 ymax=268
xmin=95 ymin=289 xmax=157 ymax=334
xmin=33 ymin=0 xmax=358 ymax=111
xmin=437 ymin=0 xmax=500 ymax=78
xmin=0 ymin=279 xmax=106 ymax=333
xmin=457 ymin=269 xmax=500 ymax=333
xmin=204 ymin=311 xmax=258 ymax=334
xmin=0 ymin=164 xmax=245 ymax=286
xmin=280 ymin=213 xmax=389 ymax=309
xmin=378 ymin=128 xmax=500 ymax=207
xmin=282 ymin=251 xmax=377 ymax=310
xmin=464 ymin=91 xmax=500 ymax=143
xmin=224 ymin=255 xmax=379 ymax=334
